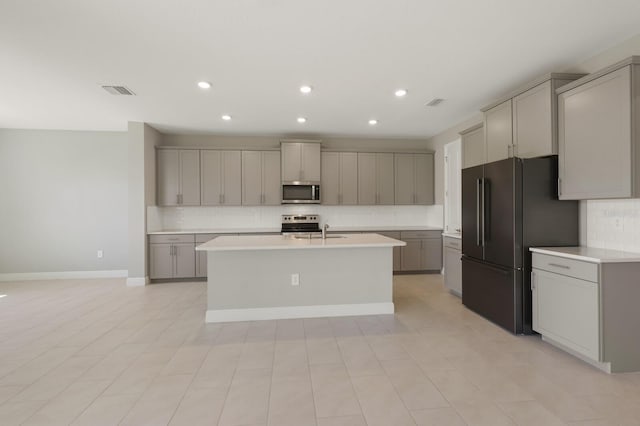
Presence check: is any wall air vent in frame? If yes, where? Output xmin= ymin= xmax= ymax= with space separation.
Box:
xmin=102 ymin=85 xmax=135 ymax=96
xmin=425 ymin=98 xmax=444 ymax=107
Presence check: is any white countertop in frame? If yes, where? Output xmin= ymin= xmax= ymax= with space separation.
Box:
xmin=149 ymin=226 xmax=442 ymax=235
xmin=196 ymin=233 xmax=406 ymax=252
xmin=442 ymin=232 xmax=461 ymax=239
xmin=530 ymin=246 xmax=640 ymax=264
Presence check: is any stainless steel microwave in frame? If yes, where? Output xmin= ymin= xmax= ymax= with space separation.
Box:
xmin=282 ymin=183 xmax=320 ymax=204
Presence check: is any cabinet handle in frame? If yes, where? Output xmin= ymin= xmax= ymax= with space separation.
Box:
xmin=548 ymin=262 xmax=570 ymax=270
xmin=531 ymin=271 xmax=536 ymax=289
xmin=507 ymin=145 xmax=512 ymax=158
xmin=557 ymin=179 xmax=562 ymax=196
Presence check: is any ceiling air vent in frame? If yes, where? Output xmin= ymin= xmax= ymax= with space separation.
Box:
xmin=425 ymin=98 xmax=444 ymax=107
xmin=102 ymin=85 xmax=135 ymax=96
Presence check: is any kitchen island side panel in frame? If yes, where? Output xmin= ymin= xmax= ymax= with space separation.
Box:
xmin=206 ymin=247 xmax=392 ymax=311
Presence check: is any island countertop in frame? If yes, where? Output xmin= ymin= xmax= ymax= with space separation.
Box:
xmin=196 ymin=233 xmax=406 ymax=252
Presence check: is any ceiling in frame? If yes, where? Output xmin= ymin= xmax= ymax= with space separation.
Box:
xmin=2 ymin=0 xmax=640 ymax=138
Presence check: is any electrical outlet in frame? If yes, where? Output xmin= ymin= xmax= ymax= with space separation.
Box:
xmin=291 ymin=273 xmax=299 ymax=286
xmin=97 ymin=250 xmax=103 ymax=259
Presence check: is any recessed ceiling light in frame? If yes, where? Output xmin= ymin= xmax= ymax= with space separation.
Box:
xmin=395 ymin=89 xmax=408 ymax=97
xmin=368 ymin=119 xmax=378 ymax=125
xmin=300 ymin=85 xmax=312 ymax=94
xmin=198 ymin=81 xmax=211 ymax=89
xmin=221 ymin=114 xmax=232 ymax=121
xmin=297 ymin=117 xmax=307 ymax=123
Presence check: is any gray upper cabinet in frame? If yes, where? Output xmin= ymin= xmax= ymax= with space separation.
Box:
xmin=482 ymin=73 xmax=585 ymax=164
xmin=484 ymin=99 xmax=513 ymax=163
xmin=201 ymin=150 xmax=242 ymax=206
xmin=357 ymin=153 xmax=394 ymax=205
xmin=394 ymin=153 xmax=434 ymax=205
xmin=460 ymin=124 xmax=485 ymax=169
xmin=557 ymin=58 xmax=640 ymax=200
xmin=157 ymin=149 xmax=200 ymax=206
xmin=321 ymin=152 xmax=358 ymax=205
xmin=281 ymin=142 xmax=321 ymax=182
xmin=242 ymin=151 xmax=281 ymax=205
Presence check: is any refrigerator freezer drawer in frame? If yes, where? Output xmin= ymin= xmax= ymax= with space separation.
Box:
xmin=462 ymin=256 xmax=523 ymax=334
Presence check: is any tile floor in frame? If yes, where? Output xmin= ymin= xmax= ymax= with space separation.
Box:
xmin=0 ymin=274 xmax=639 ymax=426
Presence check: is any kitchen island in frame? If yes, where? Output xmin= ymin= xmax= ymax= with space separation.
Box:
xmin=196 ymin=233 xmax=405 ymax=323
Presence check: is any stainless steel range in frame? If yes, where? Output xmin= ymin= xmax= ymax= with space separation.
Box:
xmin=281 ymin=214 xmax=321 ymax=236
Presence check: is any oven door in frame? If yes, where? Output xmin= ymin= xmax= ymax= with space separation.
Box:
xmin=282 ymin=184 xmax=320 ymax=204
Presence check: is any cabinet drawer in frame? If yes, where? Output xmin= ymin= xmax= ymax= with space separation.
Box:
xmin=376 ymin=231 xmax=401 ymax=239
xmin=149 ymin=234 xmax=195 ymax=244
xmin=443 ymin=237 xmax=461 ymax=250
xmin=400 ymin=230 xmax=441 ymax=239
xmin=532 ymin=253 xmax=598 ymax=282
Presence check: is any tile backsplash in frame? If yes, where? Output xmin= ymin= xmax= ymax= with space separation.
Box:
xmin=147 ymin=205 xmax=444 ymax=232
xmin=585 ymin=199 xmax=640 ymax=252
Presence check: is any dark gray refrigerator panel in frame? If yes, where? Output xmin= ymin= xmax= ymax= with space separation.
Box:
xmin=482 ymin=158 xmax=522 ymax=269
xmin=461 ymin=164 xmax=484 ymax=261
xmin=462 ymin=256 xmax=523 ymax=334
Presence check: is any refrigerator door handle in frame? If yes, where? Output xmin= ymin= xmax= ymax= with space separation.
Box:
xmin=481 ymin=178 xmax=486 ymax=246
xmin=476 ymin=178 xmax=482 ymax=246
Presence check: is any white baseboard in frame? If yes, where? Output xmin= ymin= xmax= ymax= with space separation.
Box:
xmin=205 ymin=302 xmax=394 ymax=323
xmin=126 ymin=277 xmax=149 ymax=287
xmin=0 ymin=270 xmax=128 ymax=282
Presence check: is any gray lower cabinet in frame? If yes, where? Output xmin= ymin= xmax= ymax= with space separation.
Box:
xmin=399 ymin=231 xmax=442 ymax=271
xmin=149 ymin=234 xmax=195 ymax=279
xmin=357 ymin=153 xmax=395 ymax=205
xmin=201 ymin=150 xmax=242 ymax=206
xmin=443 ymin=236 xmax=462 ymax=296
xmin=321 ymin=152 xmax=358 ymax=205
xmin=531 ymin=250 xmax=640 ymax=372
xmin=242 ymin=151 xmax=281 ymax=205
xmin=157 ymin=149 xmax=201 ymax=206
xmin=460 ymin=124 xmax=485 ymax=169
xmin=557 ymin=58 xmax=640 ymax=199
xmin=394 ymin=153 xmax=434 ymax=205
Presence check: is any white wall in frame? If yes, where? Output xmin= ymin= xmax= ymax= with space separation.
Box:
xmin=0 ymin=129 xmax=128 ymax=276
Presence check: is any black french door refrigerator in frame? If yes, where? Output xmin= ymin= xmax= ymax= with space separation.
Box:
xmin=461 ymin=156 xmax=578 ymax=334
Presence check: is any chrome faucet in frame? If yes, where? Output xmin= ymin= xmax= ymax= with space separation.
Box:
xmin=322 ymin=223 xmax=330 ymax=239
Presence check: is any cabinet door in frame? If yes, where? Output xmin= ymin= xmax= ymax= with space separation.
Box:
xmin=414 ymin=154 xmax=434 ymax=205
xmin=485 ymin=99 xmax=513 ymax=163
xmin=340 ymin=152 xmax=358 ymax=205
xmin=462 ymin=126 xmax=485 ymax=169
xmin=222 ymin=151 xmax=242 ymax=205
xmin=174 ymin=243 xmax=195 ymax=278
xmin=558 ymin=66 xmax=632 ymax=199
xmin=196 ymin=251 xmax=207 ymax=278
xmin=532 ymin=269 xmax=599 ymax=360
xmin=242 ymin=151 xmax=262 ymax=205
xmin=401 ymin=240 xmax=422 ymax=271
xmin=377 ymin=153 xmax=395 ymax=205
xmin=444 ymin=247 xmax=462 ymax=295
xmin=394 ymin=153 xmax=415 ymax=204
xmin=281 ymin=143 xmax=301 ymax=182
xmin=179 ymin=150 xmax=201 ymax=205
xmin=262 ymin=151 xmax=281 ymax=205
xmin=157 ymin=150 xmax=180 ymax=206
xmin=422 ymin=238 xmax=442 ymax=270
xmin=321 ymin=152 xmax=340 ymax=205
xmin=301 ymin=143 xmax=321 ymax=182
xmin=149 ymin=244 xmax=173 ymax=279
xmin=513 ymin=81 xmax=553 ymax=158
xmin=201 ymin=151 xmax=222 ymax=205
xmin=357 ymin=153 xmax=376 ymax=204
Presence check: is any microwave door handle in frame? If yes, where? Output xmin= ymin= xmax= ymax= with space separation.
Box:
xmin=311 ymin=185 xmax=315 ymax=200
